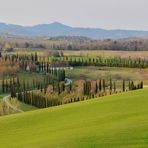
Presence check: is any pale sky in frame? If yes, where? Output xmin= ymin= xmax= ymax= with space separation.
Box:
xmin=0 ymin=0 xmax=148 ymax=30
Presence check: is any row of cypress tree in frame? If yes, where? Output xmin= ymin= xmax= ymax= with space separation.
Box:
xmin=83 ymin=79 xmax=144 ymax=96
xmin=0 ymin=68 xmax=65 ymax=95
xmin=1 ymin=53 xmax=148 ymax=69
xmin=55 ymin=56 xmax=148 ymax=68
xmin=16 ymin=79 xmax=143 ymax=109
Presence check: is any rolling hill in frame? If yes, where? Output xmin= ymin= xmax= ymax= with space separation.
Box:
xmin=0 ymin=89 xmax=148 ymax=147
xmin=1 ymin=22 xmax=148 ymax=39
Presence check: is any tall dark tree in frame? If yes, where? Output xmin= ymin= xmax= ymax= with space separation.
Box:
xmin=99 ymin=79 xmax=102 ymax=92
xmin=123 ymin=80 xmax=125 ymax=92
xmin=103 ymin=79 xmax=106 ymax=92
xmin=110 ymin=78 xmax=112 ymax=93
xmin=2 ymin=78 xmax=5 ymax=93
xmin=113 ymin=81 xmax=116 ymax=93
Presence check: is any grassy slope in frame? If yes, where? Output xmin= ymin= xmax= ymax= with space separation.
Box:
xmin=0 ymin=89 xmax=148 ymax=148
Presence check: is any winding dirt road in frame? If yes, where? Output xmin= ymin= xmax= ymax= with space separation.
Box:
xmin=2 ymin=95 xmax=24 ymax=113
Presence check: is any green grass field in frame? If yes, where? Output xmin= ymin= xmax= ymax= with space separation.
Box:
xmin=0 ymin=71 xmax=45 ymax=94
xmin=66 ymin=66 xmax=148 ymax=80
xmin=0 ymin=89 xmax=148 ymax=147
xmin=0 ymin=71 xmax=44 ymax=81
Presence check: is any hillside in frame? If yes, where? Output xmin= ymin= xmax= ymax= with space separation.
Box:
xmin=0 ymin=89 xmax=148 ymax=147
xmin=1 ymin=22 xmax=148 ymax=39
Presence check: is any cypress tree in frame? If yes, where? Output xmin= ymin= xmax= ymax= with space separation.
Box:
xmin=23 ymin=80 xmax=26 ymax=92
xmin=61 ymin=82 xmax=65 ymax=92
xmin=129 ymin=80 xmax=131 ymax=91
xmin=2 ymin=78 xmax=5 ymax=93
xmin=33 ymin=79 xmax=35 ymax=89
xmin=16 ymin=77 xmax=20 ymax=92
xmin=110 ymin=78 xmax=112 ymax=93
xmin=6 ymin=80 xmax=8 ymax=92
xmin=113 ymin=81 xmax=116 ymax=93
xmin=83 ymin=83 xmax=86 ymax=95
xmin=103 ymin=79 xmax=105 ymax=92
xmin=99 ymin=79 xmax=102 ymax=92
xmin=52 ymin=80 xmax=55 ymax=92
xmin=31 ymin=91 xmax=33 ymax=105
xmin=69 ymin=82 xmax=72 ymax=91
xmin=27 ymin=80 xmax=29 ymax=90
xmin=57 ymin=82 xmax=60 ymax=95
xmin=131 ymin=81 xmax=134 ymax=90
xmin=35 ymin=52 xmax=38 ymax=61
xmin=140 ymin=81 xmax=143 ymax=89
xmin=123 ymin=80 xmax=125 ymax=92
xmin=47 ymin=62 xmax=49 ymax=73
xmin=40 ymin=84 xmax=43 ymax=92
xmin=12 ymin=77 xmax=15 ymax=86
xmin=95 ymin=82 xmax=98 ymax=94
xmin=41 ymin=61 xmax=44 ymax=72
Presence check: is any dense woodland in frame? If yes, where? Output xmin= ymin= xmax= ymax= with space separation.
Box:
xmin=1 ymin=36 xmax=148 ymax=51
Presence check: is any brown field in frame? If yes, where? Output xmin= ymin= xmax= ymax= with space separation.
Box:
xmin=63 ymin=50 xmax=148 ymax=59
xmin=11 ymin=49 xmax=148 ymax=60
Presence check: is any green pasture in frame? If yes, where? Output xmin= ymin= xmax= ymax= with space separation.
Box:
xmin=66 ymin=66 xmax=148 ymax=84
xmin=0 ymin=89 xmax=148 ymax=147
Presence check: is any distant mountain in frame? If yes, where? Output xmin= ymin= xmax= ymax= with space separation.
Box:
xmin=0 ymin=22 xmax=148 ymax=39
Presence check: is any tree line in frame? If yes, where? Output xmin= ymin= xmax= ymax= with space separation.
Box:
xmin=1 ymin=36 xmax=148 ymax=51
xmin=16 ymin=79 xmax=143 ymax=108
xmin=52 ymin=56 xmax=148 ymax=68
xmin=1 ymin=53 xmax=148 ymax=69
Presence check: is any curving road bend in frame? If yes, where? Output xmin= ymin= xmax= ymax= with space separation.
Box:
xmin=2 ymin=95 xmax=24 ymax=113
xmin=65 ymin=78 xmax=73 ymax=86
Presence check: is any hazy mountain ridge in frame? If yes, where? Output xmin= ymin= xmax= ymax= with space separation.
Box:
xmin=0 ymin=22 xmax=148 ymax=39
